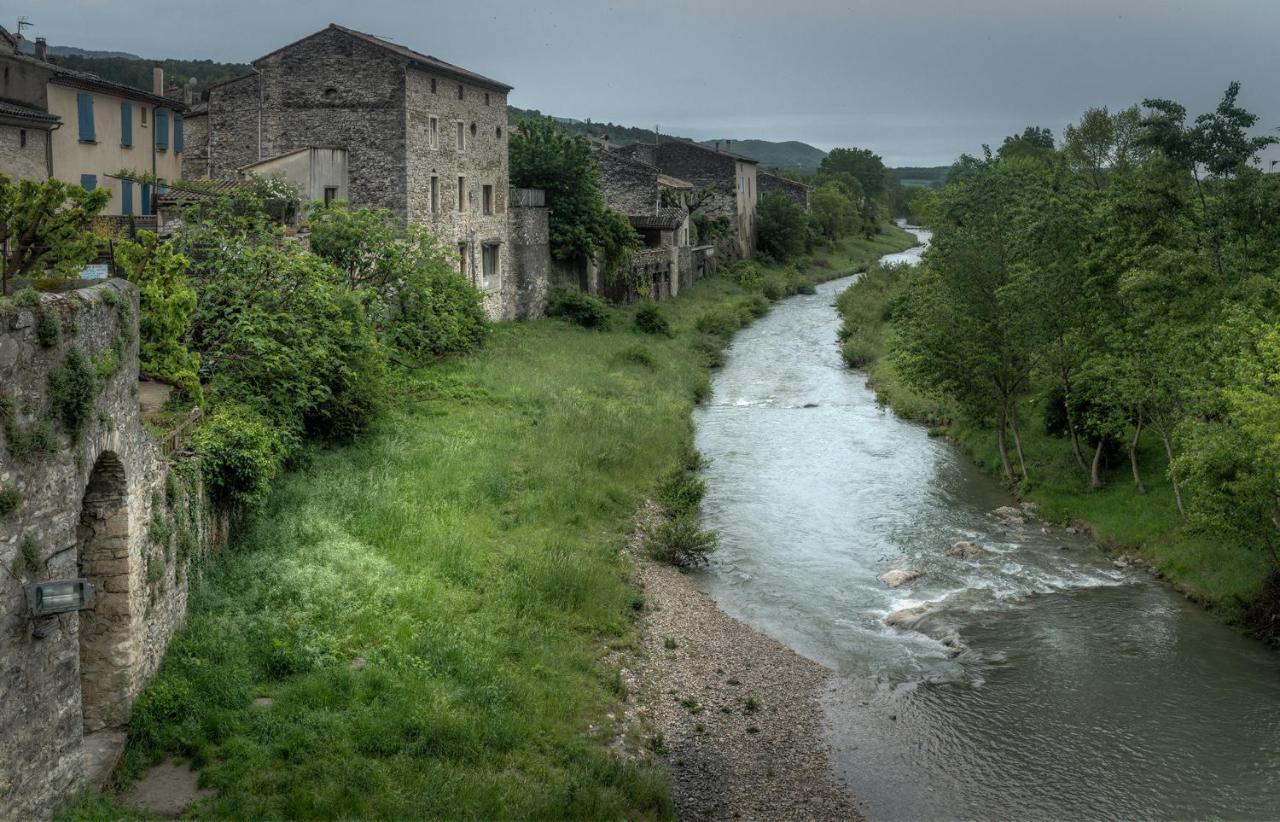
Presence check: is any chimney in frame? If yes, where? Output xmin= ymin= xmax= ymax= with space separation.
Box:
xmin=152 ymin=64 xmax=164 ymax=96
xmin=34 ymin=37 xmax=46 ymax=61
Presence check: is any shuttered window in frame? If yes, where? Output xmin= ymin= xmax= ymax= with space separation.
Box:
xmin=174 ymin=114 xmax=183 ymax=153
xmin=121 ymin=179 xmax=133 ymax=215
xmin=141 ymin=183 xmax=151 ymax=215
xmin=80 ymin=174 xmax=97 ymax=191
xmin=76 ymin=93 xmax=95 ymax=142
xmin=155 ymin=108 xmax=169 ymax=151
xmin=120 ymin=101 xmax=132 ymax=147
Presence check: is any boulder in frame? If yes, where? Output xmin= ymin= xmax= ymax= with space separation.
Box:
xmin=947 ymin=541 xmax=983 ymax=560
xmin=881 ymin=568 xmax=924 ymax=588
xmin=884 ymin=601 xmax=937 ymax=628
xmin=992 ymin=505 xmax=1025 ymax=526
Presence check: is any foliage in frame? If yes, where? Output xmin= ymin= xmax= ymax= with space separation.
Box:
xmin=996 ymin=125 xmax=1057 ymax=162
xmin=633 ymin=302 xmax=671 ymax=336
xmin=509 ymin=117 xmax=641 ymax=273
xmin=655 ymin=467 xmax=706 ymax=517
xmin=114 ymin=232 xmax=201 ymax=400
xmin=0 ymin=175 xmax=109 ymax=294
xmin=614 ymin=343 xmax=657 ymax=370
xmin=546 ymin=286 xmax=612 ymax=329
xmin=756 ymin=192 xmax=809 ymax=260
xmin=693 ymin=307 xmax=742 ymax=340
xmin=647 ymin=514 xmax=717 ymax=568
xmin=193 ymin=404 xmax=285 ymax=512
xmin=810 ymin=183 xmax=859 ymax=242
xmin=48 ymin=347 xmax=98 ymax=441
xmin=0 ymin=482 xmax=19 ymax=518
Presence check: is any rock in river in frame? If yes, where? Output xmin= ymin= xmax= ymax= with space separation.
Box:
xmin=992 ymin=505 xmax=1025 ymax=526
xmin=947 ymin=540 xmax=983 ymax=559
xmin=884 ymin=601 xmax=938 ymax=628
xmin=881 ymin=568 xmax=924 ymax=588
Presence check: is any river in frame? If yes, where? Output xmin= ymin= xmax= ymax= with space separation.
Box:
xmin=691 ymin=228 xmax=1280 ymax=820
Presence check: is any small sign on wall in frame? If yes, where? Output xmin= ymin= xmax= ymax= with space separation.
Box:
xmin=80 ymin=263 xmax=110 ymax=281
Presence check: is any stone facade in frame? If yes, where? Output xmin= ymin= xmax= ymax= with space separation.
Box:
xmin=179 ymin=107 xmax=208 ymax=180
xmin=595 ymin=146 xmax=660 ymax=216
xmin=0 ymin=121 xmax=49 ymax=181
xmin=0 ymin=282 xmax=220 ymax=819
xmin=758 ymin=171 xmax=811 ymax=210
xmin=201 ymin=24 xmax=541 ymax=320
xmin=509 ymin=199 xmax=550 ymax=320
xmin=618 ymin=139 xmax=758 ymax=259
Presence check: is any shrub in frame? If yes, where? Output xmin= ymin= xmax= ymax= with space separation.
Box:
xmin=756 ymin=191 xmax=809 ymax=261
xmin=690 ymin=334 xmax=725 ymax=369
xmin=615 ymin=344 xmax=657 ymax=370
xmin=694 ymin=308 xmax=741 ymax=340
xmin=634 ymin=302 xmax=671 ymax=336
xmin=727 ymin=261 xmax=765 ymax=291
xmin=762 ymin=279 xmax=786 ymax=302
xmin=655 ymin=468 xmax=705 ymax=517
xmin=194 ymin=404 xmax=285 ymax=511
xmin=547 ymin=286 xmax=611 ymax=329
xmin=114 ymin=232 xmax=202 ymax=403
xmin=740 ymin=295 xmax=771 ymax=319
xmin=0 ymin=483 xmax=19 ymax=517
xmin=383 ymin=258 xmax=489 ymax=360
xmin=648 ymin=514 xmax=717 ymax=568
xmin=48 ymin=347 xmax=98 ymax=440
xmin=35 ymin=305 xmax=60 ymax=347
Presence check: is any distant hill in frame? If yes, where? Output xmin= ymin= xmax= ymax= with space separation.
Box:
xmin=15 ymin=41 xmax=250 ymax=95
xmin=698 ymin=139 xmax=827 ymax=173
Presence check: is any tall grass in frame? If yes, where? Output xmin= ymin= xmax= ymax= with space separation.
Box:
xmin=66 ymin=226 xmax=916 ymax=819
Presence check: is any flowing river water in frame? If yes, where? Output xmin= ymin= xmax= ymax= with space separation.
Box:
xmin=691 ymin=229 xmax=1280 ymax=820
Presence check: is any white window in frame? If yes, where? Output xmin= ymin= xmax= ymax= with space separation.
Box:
xmin=429 ymin=116 xmax=439 ymax=149
xmin=457 ymin=176 xmax=466 ymax=212
xmin=430 ymin=176 xmax=439 ymax=214
xmin=456 ymin=121 xmax=465 ymax=152
xmin=482 ymin=243 xmax=499 ymax=289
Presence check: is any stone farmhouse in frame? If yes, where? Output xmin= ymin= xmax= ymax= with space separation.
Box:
xmin=0 ymin=28 xmax=186 ymax=216
xmin=619 ymin=139 xmax=759 ymax=261
xmin=758 ymin=170 xmax=812 ymax=210
xmin=196 ymin=24 xmax=545 ymax=320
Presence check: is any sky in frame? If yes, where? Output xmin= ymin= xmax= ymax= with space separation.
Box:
xmin=16 ymin=0 xmax=1280 ymax=167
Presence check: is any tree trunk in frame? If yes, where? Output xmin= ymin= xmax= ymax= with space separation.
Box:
xmin=1129 ymin=413 xmax=1146 ymax=494
xmin=1009 ymin=402 xmax=1029 ymax=483
xmin=996 ymin=409 xmax=1014 ymax=484
xmin=1090 ymin=440 xmax=1105 ymax=490
xmin=1063 ymin=394 xmax=1088 ymax=473
xmin=1160 ymin=429 xmax=1186 ymax=516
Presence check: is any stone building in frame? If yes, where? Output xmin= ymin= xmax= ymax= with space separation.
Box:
xmin=0 ymin=282 xmax=221 ymax=818
xmin=758 ymin=170 xmax=812 ymax=210
xmin=619 ymin=138 xmax=759 ymax=260
xmin=0 ymin=28 xmax=185 ymax=215
xmin=201 ymin=24 xmax=537 ymax=320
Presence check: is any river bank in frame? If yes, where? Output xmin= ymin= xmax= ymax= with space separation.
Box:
xmin=60 ymin=227 xmax=916 ymax=819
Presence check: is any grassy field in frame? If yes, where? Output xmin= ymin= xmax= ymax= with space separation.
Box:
xmin=836 ymin=263 xmax=1270 ymax=624
xmin=64 ymin=228 xmax=915 ymax=820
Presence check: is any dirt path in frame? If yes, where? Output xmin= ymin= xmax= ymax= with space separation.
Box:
xmin=624 ymin=504 xmax=860 ymax=821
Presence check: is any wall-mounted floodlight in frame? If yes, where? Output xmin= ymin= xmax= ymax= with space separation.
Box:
xmin=26 ymin=579 xmax=95 ymax=617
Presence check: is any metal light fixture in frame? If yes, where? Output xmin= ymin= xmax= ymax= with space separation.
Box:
xmin=26 ymin=579 xmax=95 ymax=617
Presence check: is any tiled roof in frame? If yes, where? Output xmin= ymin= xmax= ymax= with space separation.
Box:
xmin=0 ymin=50 xmax=184 ymax=109
xmin=256 ymin=24 xmax=512 ymax=92
xmin=151 ymin=177 xmax=243 ymax=205
xmin=0 ymin=99 xmax=60 ymax=124
xmin=629 ymin=208 xmax=686 ymax=231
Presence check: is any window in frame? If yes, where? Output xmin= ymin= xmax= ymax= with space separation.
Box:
xmin=120 ymin=101 xmax=132 ymax=147
xmin=323 ymin=87 xmax=337 ymax=100
xmin=431 ymin=78 xmax=437 ymax=94
xmin=76 ymin=93 xmax=94 ymax=142
xmin=455 ymin=121 xmax=465 ymax=152
xmin=457 ymin=176 xmax=466 ymax=212
xmin=80 ymin=174 xmax=96 ymax=191
xmin=323 ymin=186 xmax=338 ymax=207
xmin=482 ymin=184 xmax=493 ymax=216
xmin=458 ymin=242 xmax=469 ymax=281
xmin=141 ymin=106 xmax=148 ymax=127
xmin=481 ymin=243 xmax=499 ymax=289
xmin=174 ymin=114 xmax=184 ymax=154
xmin=155 ymin=108 xmax=169 ymax=151
xmin=496 ymin=125 xmax=503 ymax=139
xmin=430 ymin=176 xmax=439 ymax=214
xmin=470 ymin=122 xmax=477 ymax=138
xmin=18 ymin=129 xmax=25 ymax=148
xmin=428 ymin=116 xmax=439 ymax=149
xmin=456 ymin=84 xmax=464 ymax=101
xmin=484 ymin=92 xmax=490 ymax=106
xmin=141 ymin=182 xmax=151 ymax=215
xmin=121 ymin=179 xmax=133 ymax=216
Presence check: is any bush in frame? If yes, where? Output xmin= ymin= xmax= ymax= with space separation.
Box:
xmin=194 ymin=404 xmax=285 ymax=511
xmin=114 ymin=232 xmax=202 ymax=402
xmin=547 ymin=286 xmax=611 ymax=329
xmin=690 ymin=334 xmax=725 ymax=369
xmin=655 ymin=468 xmax=705 ymax=517
xmin=0 ymin=483 xmax=19 ymax=517
xmin=694 ymin=308 xmax=741 ymax=340
xmin=384 ymin=259 xmax=489 ymax=360
xmin=740 ymin=295 xmax=771 ymax=319
xmin=48 ymin=347 xmax=98 ymax=440
xmin=634 ymin=302 xmax=671 ymax=336
xmin=762 ymin=279 xmax=786 ymax=302
xmin=727 ymin=261 xmax=765 ymax=291
xmin=648 ymin=514 xmax=717 ymax=568
xmin=615 ymin=344 xmax=657 ymax=370
xmin=35 ymin=305 xmax=60 ymax=347
xmin=756 ymin=191 xmax=809 ymax=261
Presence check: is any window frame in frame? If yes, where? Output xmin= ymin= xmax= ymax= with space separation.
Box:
xmin=457 ymin=176 xmax=466 ymax=212
xmin=481 ymin=242 xmax=499 ymax=290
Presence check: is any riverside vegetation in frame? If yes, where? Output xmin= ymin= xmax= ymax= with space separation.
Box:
xmin=41 ymin=157 xmax=911 ymax=812
xmin=838 ymin=85 xmax=1280 ymax=636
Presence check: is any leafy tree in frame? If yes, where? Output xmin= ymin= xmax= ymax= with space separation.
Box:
xmin=818 ymin=147 xmax=890 ymax=203
xmin=996 ymin=126 xmax=1057 ymax=163
xmin=0 ymin=175 xmax=109 ymax=294
xmin=114 ymin=231 xmax=201 ymax=401
xmin=810 ymin=183 xmax=859 ymax=243
xmin=755 ymin=192 xmax=808 ymax=260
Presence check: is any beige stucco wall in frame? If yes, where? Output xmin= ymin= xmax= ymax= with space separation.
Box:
xmin=403 ymin=69 xmax=513 ymax=319
xmin=0 ymin=124 xmax=49 ymax=181
xmin=47 ymin=85 xmax=183 ymax=215
xmin=244 ymin=147 xmax=349 ymax=204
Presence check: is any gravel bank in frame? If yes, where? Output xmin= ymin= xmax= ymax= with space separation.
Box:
xmin=625 ymin=504 xmax=860 ymax=821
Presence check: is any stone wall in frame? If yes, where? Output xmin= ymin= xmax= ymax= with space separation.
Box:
xmin=509 ymin=204 xmax=550 ymax=320
xmin=206 ymin=74 xmax=260 ymax=180
xmin=0 ymin=282 xmax=220 ymax=819
xmin=594 ymin=146 xmax=659 ymax=216
xmin=758 ymin=171 xmax=810 ymax=209
xmin=179 ymin=110 xmax=209 ymax=180
xmin=0 ymin=124 xmax=49 ymax=181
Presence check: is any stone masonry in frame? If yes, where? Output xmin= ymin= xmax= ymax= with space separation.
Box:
xmin=0 ymin=282 xmax=220 ymax=820
xmin=758 ymin=171 xmax=811 ymax=210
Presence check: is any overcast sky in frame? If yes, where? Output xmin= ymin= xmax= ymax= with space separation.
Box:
xmin=18 ymin=0 xmax=1280 ymax=166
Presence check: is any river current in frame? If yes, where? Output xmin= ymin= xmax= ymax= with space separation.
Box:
xmin=691 ymin=229 xmax=1280 ymax=820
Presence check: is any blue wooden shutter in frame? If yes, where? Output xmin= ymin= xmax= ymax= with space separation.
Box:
xmin=174 ymin=114 xmax=183 ymax=154
xmin=76 ymin=93 xmax=95 ymax=142
xmin=155 ymin=108 xmax=169 ymax=151
xmin=121 ymin=179 xmax=133 ymax=215
xmin=80 ymin=174 xmax=97 ymax=191
xmin=141 ymin=183 xmax=151 ymax=215
xmin=120 ymin=101 xmax=132 ymax=147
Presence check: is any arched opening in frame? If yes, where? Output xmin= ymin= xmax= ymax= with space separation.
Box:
xmin=77 ymin=451 xmax=132 ymax=734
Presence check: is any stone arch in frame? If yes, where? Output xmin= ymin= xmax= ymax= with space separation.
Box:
xmin=77 ymin=450 xmax=133 ymax=733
